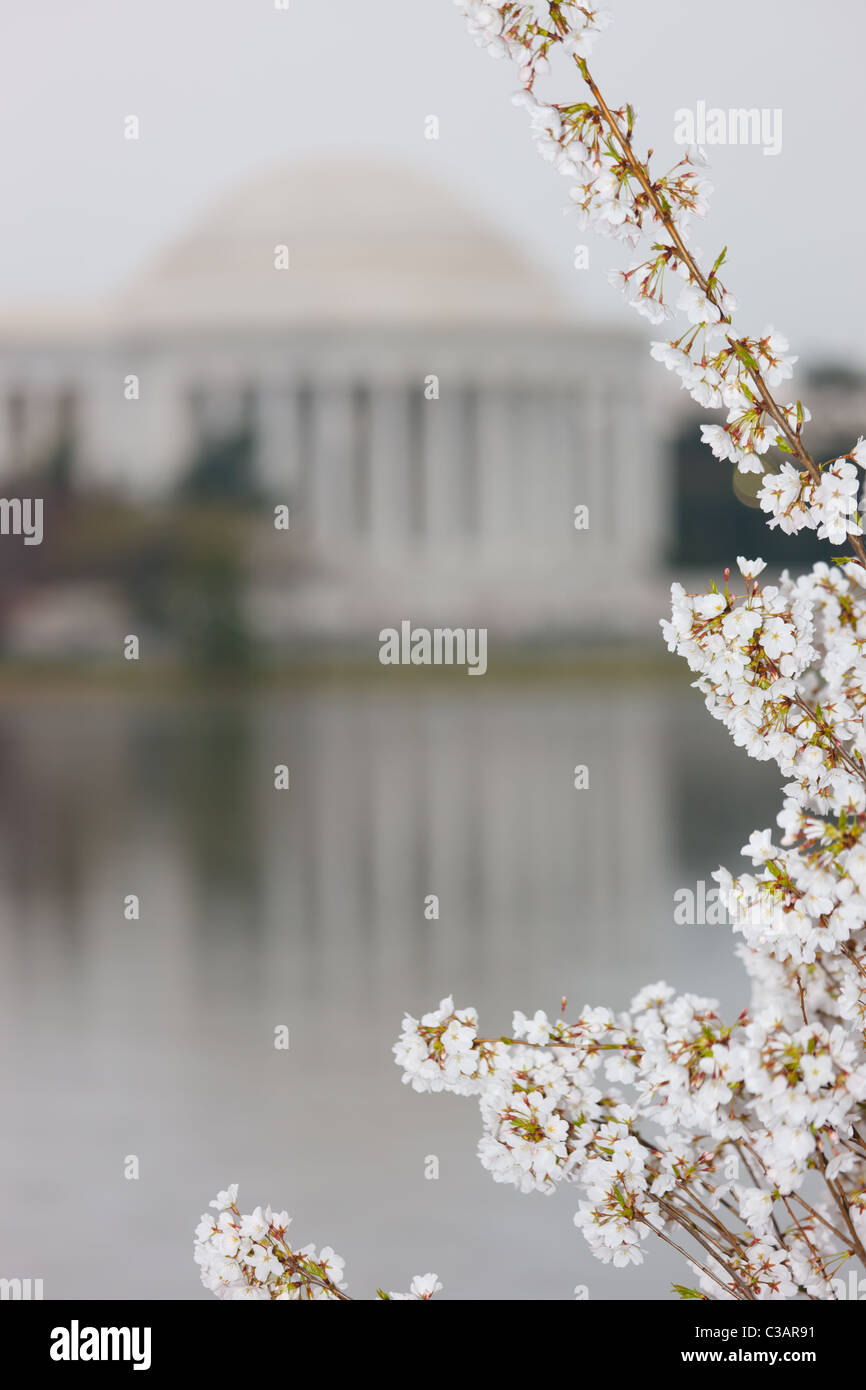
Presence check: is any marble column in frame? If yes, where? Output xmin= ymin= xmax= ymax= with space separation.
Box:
xmin=254 ymin=385 xmax=302 ymax=498
xmin=524 ymin=388 xmax=560 ymax=550
xmin=575 ymin=382 xmax=609 ymax=554
xmin=368 ymin=386 xmax=412 ymax=556
xmin=307 ymin=385 xmax=357 ymax=543
xmin=614 ymin=384 xmax=665 ymax=571
xmin=551 ymin=389 xmax=579 ymax=554
xmin=476 ymin=385 xmax=515 ymax=565
xmin=422 ymin=387 xmax=467 ymax=556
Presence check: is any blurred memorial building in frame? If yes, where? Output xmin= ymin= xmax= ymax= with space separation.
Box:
xmin=0 ymin=159 xmax=666 ymax=652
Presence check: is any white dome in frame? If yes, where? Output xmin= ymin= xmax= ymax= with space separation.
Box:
xmin=115 ymin=157 xmax=571 ymax=331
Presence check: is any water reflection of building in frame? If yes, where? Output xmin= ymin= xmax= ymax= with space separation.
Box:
xmin=0 ymin=684 xmax=776 ymax=1299
xmin=0 ymin=159 xmax=665 ymax=643
xmin=0 ymin=685 xmax=773 ymax=1007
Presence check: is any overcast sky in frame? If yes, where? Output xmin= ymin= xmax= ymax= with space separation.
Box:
xmin=0 ymin=0 xmax=862 ymax=364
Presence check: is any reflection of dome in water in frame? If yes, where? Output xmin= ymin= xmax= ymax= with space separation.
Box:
xmin=116 ymin=158 xmax=570 ymax=330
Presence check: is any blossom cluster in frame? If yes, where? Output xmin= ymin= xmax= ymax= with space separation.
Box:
xmin=393 ymin=989 xmax=866 ymax=1297
xmin=661 ymin=558 xmax=866 ymax=974
xmin=757 ymin=451 xmax=865 ymax=546
xmin=194 ymin=1187 xmax=349 ymax=1300
xmin=194 ymin=1186 xmax=441 ymax=1301
xmin=662 ymin=559 xmax=859 ymax=804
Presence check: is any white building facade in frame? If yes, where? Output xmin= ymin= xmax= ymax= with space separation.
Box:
xmin=0 ymin=160 xmax=668 ymax=644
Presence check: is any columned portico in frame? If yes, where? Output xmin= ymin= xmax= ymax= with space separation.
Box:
xmin=0 ymin=159 xmax=664 ymax=640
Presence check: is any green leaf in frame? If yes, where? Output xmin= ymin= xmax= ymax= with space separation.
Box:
xmin=734 ymin=342 xmax=760 ymax=374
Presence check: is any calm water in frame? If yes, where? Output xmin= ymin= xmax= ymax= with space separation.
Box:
xmin=0 ymin=673 xmax=781 ymax=1300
